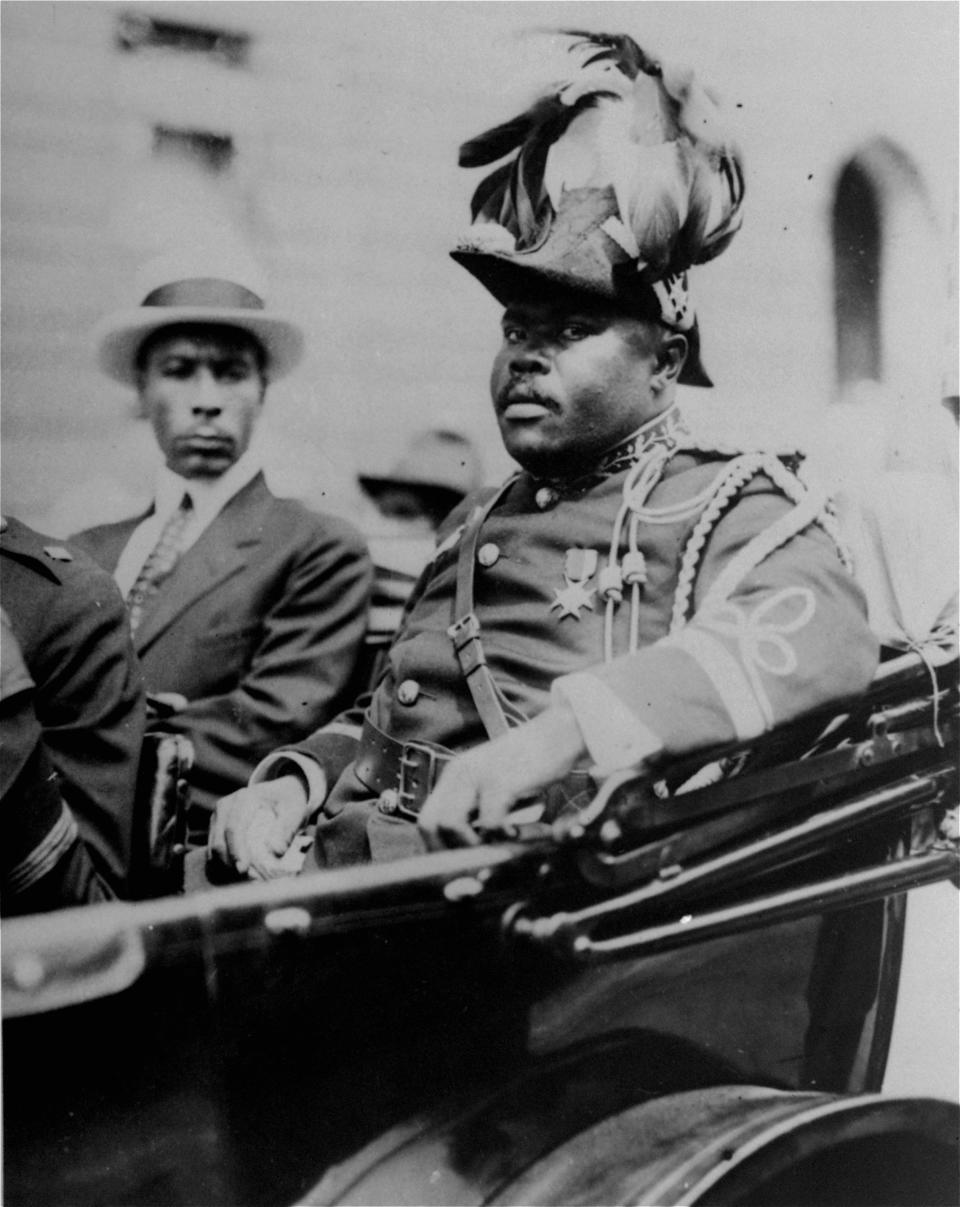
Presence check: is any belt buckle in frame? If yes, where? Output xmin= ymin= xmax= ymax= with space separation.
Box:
xmin=397 ymin=743 xmax=440 ymax=819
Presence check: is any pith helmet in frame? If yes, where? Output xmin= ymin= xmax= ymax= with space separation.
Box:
xmin=359 ymin=428 xmax=484 ymax=503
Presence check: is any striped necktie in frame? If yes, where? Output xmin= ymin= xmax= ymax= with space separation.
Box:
xmin=126 ymin=493 xmax=194 ymax=634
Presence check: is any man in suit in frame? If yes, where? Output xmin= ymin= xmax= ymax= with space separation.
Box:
xmin=74 ymin=256 xmax=373 ymax=839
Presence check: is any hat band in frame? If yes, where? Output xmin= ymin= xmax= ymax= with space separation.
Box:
xmin=141 ymin=278 xmax=265 ymax=310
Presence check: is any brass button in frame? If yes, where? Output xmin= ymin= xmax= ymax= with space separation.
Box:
xmin=378 ymin=789 xmax=399 ymax=815
xmin=396 ymin=679 xmax=420 ymax=706
xmin=477 ymin=542 xmax=500 ymax=568
xmin=535 ymin=487 xmax=558 ymax=510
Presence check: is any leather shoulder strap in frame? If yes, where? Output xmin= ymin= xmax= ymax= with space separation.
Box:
xmin=448 ymin=476 xmax=526 ymax=739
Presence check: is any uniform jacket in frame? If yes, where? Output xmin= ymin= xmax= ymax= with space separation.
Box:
xmin=74 ymin=473 xmax=373 ymax=814
xmin=291 ymin=408 xmax=878 ymax=868
xmin=0 ymin=610 xmax=113 ymax=913
xmin=1 ymin=517 xmax=146 ymax=896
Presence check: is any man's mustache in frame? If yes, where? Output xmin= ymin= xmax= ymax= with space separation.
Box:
xmin=495 ymin=383 xmax=559 ymax=414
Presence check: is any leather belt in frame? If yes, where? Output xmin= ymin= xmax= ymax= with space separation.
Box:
xmin=354 ymin=715 xmax=598 ymax=825
xmin=355 ymin=716 xmax=453 ymax=821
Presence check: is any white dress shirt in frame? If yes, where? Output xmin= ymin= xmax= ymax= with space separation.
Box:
xmin=114 ymin=451 xmax=263 ymax=598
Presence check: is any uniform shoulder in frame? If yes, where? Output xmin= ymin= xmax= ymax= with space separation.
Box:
xmin=667 ymin=425 xmax=806 ymax=493
xmin=2 ymin=516 xmax=126 ymax=604
xmin=0 ymin=516 xmax=74 ymax=585
xmin=643 ymin=428 xmax=814 ymax=532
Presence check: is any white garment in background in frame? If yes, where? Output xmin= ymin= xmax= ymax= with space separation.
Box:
xmin=835 ymin=471 xmax=958 ymax=652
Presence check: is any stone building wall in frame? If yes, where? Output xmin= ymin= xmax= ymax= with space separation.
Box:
xmin=2 ymin=1 xmax=956 ymax=533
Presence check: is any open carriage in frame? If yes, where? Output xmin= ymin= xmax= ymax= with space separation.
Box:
xmin=3 ymin=644 xmax=957 ymax=1206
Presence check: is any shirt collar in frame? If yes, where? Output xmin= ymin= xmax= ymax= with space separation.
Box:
xmin=154 ymin=449 xmax=262 ymax=524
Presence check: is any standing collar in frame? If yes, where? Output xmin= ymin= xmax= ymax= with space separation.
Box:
xmin=529 ymin=403 xmax=689 ymax=498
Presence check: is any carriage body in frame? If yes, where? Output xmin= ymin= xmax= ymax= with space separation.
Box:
xmin=3 ymin=653 xmax=957 ymax=1206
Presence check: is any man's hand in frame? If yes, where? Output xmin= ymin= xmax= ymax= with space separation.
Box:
xmin=208 ymin=776 xmax=310 ymax=878
xmin=418 ymin=702 xmax=587 ymax=849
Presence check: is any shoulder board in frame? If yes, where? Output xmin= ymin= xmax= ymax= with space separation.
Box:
xmin=673 ymin=437 xmax=806 ymax=479
xmin=675 ymin=433 xmax=803 ymax=458
xmin=0 ymin=521 xmax=65 ymax=584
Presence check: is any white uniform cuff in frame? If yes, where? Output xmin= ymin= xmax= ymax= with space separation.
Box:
xmin=251 ymin=752 xmax=328 ymax=814
xmin=553 ymin=671 xmax=663 ymax=777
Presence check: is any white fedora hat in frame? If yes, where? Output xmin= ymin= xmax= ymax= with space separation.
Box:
xmin=93 ymin=250 xmax=304 ymax=385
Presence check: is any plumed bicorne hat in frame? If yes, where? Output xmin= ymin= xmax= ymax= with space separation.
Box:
xmin=94 ymin=250 xmax=304 ymax=385
xmin=450 ymin=31 xmax=746 ymax=387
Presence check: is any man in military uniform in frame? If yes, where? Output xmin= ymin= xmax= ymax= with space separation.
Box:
xmin=1 ymin=613 xmax=113 ymax=914
xmin=1 ymin=517 xmax=146 ymax=901
xmin=208 ymin=31 xmax=878 ymax=877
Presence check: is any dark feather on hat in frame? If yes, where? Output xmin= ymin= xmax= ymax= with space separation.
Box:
xmin=458 ymin=30 xmax=745 ymax=278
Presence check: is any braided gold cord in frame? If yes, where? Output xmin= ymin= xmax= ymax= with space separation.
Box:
xmin=669 ymin=454 xmax=767 ymax=633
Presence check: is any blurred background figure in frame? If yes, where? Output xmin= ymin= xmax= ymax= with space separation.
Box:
xmin=812 ymin=379 xmax=958 ymax=660
xmin=72 ymin=250 xmax=373 ymax=843
xmin=358 ymin=427 xmax=484 ymax=675
xmin=1 ymin=516 xmax=146 ymax=908
xmin=359 ymin=427 xmax=484 ymax=535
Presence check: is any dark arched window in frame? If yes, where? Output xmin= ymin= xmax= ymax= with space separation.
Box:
xmin=833 ymin=160 xmax=882 ymax=386
xmin=831 ymin=139 xmax=940 ymax=403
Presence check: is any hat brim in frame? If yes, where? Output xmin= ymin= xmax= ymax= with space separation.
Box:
xmin=359 ymin=475 xmax=466 ymax=505
xmin=93 ymin=307 xmax=305 ymax=384
xmin=451 ymin=248 xmax=713 ymax=388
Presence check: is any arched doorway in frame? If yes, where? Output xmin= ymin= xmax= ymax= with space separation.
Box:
xmin=832 ymin=138 xmax=946 ymax=421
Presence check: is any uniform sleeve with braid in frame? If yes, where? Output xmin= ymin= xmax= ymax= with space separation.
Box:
xmin=556 ymin=486 xmax=878 ymax=765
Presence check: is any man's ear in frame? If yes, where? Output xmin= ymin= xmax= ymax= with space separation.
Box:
xmin=653 ymin=333 xmax=688 ymax=389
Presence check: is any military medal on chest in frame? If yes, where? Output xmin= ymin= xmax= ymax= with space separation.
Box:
xmin=551 ymin=547 xmax=599 ymax=620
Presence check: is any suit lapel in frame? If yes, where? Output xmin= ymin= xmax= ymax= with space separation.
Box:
xmin=134 ymin=475 xmax=271 ymax=654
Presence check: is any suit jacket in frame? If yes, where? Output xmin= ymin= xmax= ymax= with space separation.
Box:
xmin=74 ymin=474 xmax=373 ymax=815
xmin=1 ymin=517 xmax=146 ymax=896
